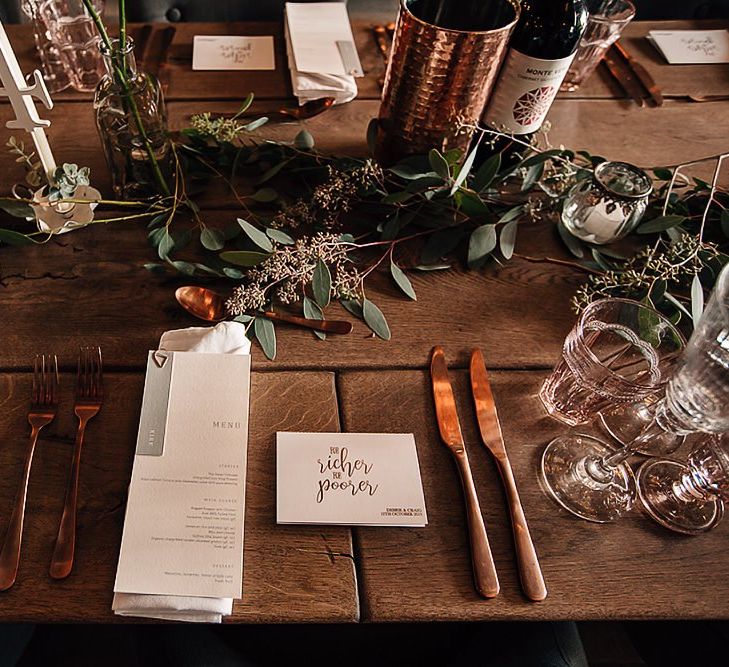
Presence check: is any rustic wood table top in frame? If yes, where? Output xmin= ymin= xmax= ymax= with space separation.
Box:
xmin=0 ymin=16 xmax=728 ymax=623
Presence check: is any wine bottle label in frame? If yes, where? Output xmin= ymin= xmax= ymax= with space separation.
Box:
xmin=482 ymin=50 xmax=575 ymax=135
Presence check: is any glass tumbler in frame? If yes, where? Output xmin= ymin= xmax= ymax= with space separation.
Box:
xmin=561 ymin=161 xmax=652 ymax=245
xmin=561 ymin=0 xmax=636 ymax=92
xmin=539 ymin=298 xmax=684 ymax=427
xmin=39 ymin=0 xmax=105 ymax=92
xmin=21 ymin=0 xmax=71 ymax=93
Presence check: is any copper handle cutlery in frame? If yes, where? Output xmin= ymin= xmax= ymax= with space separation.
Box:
xmin=0 ymin=348 xmax=102 ymax=590
xmin=430 ymin=346 xmax=547 ymax=602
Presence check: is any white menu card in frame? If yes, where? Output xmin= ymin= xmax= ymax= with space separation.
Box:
xmin=114 ymin=351 xmax=250 ymax=598
xmin=648 ymin=30 xmax=729 ymax=64
xmin=277 ymin=432 xmax=428 ymax=526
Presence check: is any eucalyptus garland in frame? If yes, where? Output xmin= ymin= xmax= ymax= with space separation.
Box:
xmin=0 ymin=95 xmax=727 ymax=359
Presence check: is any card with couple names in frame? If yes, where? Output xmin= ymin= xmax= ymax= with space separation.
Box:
xmin=276 ymin=432 xmax=428 ymax=527
xmin=648 ymin=30 xmax=729 ymax=64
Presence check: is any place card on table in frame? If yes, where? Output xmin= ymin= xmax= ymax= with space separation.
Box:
xmin=276 ymin=432 xmax=428 ymax=527
xmin=192 ymin=35 xmax=276 ymax=70
xmin=114 ymin=351 xmax=250 ymax=598
xmin=647 ymin=30 xmax=729 ymax=64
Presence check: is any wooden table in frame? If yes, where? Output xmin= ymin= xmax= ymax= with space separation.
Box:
xmin=0 ymin=17 xmax=728 ymax=623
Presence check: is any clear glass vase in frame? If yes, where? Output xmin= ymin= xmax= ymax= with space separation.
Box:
xmin=93 ymin=37 xmax=173 ymax=199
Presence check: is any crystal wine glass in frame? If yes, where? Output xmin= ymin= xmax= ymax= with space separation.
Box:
xmin=542 ymin=264 xmax=729 ymax=523
xmin=637 ymin=435 xmax=728 ymax=534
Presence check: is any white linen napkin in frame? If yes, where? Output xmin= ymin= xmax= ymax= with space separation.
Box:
xmin=284 ymin=13 xmax=357 ymax=105
xmin=112 ymin=321 xmax=251 ymax=623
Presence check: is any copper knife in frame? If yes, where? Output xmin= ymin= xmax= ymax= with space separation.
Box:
xmin=614 ymin=41 xmax=663 ymax=107
xmin=470 ymin=349 xmax=547 ymax=602
xmin=602 ymin=48 xmax=646 ymax=107
xmin=430 ymin=346 xmax=500 ymax=599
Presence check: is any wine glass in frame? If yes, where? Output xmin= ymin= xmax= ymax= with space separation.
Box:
xmin=541 ymin=264 xmax=729 ymax=523
xmin=637 ymin=435 xmax=728 ymax=535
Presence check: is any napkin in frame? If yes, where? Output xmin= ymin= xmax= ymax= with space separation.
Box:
xmin=112 ymin=321 xmax=251 ymax=623
xmin=284 ymin=4 xmax=358 ymax=105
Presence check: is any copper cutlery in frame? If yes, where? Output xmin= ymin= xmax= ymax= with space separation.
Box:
xmin=603 ymin=42 xmax=663 ymax=108
xmin=372 ymin=24 xmax=391 ymax=88
xmin=430 ymin=346 xmax=500 ymax=599
xmin=470 ymin=349 xmax=547 ymax=602
xmin=175 ymin=285 xmax=353 ymax=334
xmin=50 ymin=347 xmax=103 ymax=580
xmin=0 ymin=355 xmax=59 ymax=591
xmin=614 ymin=41 xmax=663 ymax=107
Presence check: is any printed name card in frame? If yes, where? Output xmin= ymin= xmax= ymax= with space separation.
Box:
xmin=192 ymin=35 xmax=276 ymax=70
xmin=276 ymin=432 xmax=427 ymax=527
xmin=114 ymin=351 xmax=250 ymax=598
xmin=648 ymin=30 xmax=729 ymax=64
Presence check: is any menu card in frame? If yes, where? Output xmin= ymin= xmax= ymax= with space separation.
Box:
xmin=648 ymin=30 xmax=729 ymax=64
xmin=277 ymin=432 xmax=428 ymax=526
xmin=114 ymin=351 xmax=250 ymax=599
xmin=192 ymin=35 xmax=276 ymax=71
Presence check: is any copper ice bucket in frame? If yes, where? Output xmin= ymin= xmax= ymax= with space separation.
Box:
xmin=374 ymin=0 xmax=520 ymax=165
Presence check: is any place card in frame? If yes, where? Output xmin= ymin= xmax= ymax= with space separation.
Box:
xmin=276 ymin=432 xmax=428 ymax=526
xmin=285 ymin=2 xmax=363 ymax=77
xmin=192 ymin=35 xmax=275 ymax=70
xmin=114 ymin=351 xmax=250 ymax=598
xmin=648 ymin=30 xmax=729 ymax=64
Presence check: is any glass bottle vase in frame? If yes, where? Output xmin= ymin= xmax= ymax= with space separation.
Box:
xmin=93 ymin=37 xmax=173 ymax=199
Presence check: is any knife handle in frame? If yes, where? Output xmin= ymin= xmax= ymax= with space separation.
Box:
xmin=495 ymin=454 xmax=547 ymax=602
xmin=452 ymin=450 xmax=500 ymax=599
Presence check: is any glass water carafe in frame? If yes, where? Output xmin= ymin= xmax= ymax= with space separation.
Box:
xmin=93 ymin=37 xmax=173 ymax=199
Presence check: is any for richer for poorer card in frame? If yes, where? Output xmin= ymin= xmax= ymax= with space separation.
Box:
xmin=114 ymin=351 xmax=250 ymax=599
xmin=276 ymin=432 xmax=428 ymax=526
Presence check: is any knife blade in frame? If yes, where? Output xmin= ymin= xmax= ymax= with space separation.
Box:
xmin=430 ymin=346 xmax=499 ymax=599
xmin=470 ymin=349 xmax=547 ymax=602
xmin=614 ymin=41 xmax=663 ymax=107
xmin=602 ymin=49 xmax=646 ymax=107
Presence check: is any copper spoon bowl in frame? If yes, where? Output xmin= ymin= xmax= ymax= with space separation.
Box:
xmin=175 ymin=286 xmax=353 ymax=335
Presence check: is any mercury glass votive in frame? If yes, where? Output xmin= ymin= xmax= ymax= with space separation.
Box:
xmin=561 ymin=161 xmax=652 ymax=245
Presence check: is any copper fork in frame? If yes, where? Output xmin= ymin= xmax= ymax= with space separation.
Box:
xmin=50 ymin=347 xmax=103 ymax=580
xmin=0 ymin=354 xmax=59 ymax=591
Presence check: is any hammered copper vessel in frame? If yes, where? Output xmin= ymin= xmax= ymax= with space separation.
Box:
xmin=375 ymin=0 xmax=520 ymax=165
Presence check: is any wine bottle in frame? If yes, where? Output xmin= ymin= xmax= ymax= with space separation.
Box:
xmin=475 ymin=0 xmax=588 ymax=163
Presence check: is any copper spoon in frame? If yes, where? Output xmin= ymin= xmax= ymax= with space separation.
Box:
xmin=175 ymin=286 xmax=353 ymax=334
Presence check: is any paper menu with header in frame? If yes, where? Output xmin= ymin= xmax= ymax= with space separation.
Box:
xmin=114 ymin=351 xmax=250 ymax=598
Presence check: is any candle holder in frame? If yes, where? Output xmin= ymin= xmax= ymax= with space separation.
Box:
xmin=374 ymin=0 xmax=519 ymax=165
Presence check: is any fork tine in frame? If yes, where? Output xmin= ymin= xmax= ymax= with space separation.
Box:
xmin=95 ymin=347 xmax=103 ymax=398
xmin=32 ymin=355 xmax=39 ymax=405
xmin=50 ymin=354 xmax=59 ymax=405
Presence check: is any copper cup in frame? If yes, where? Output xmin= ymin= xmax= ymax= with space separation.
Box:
xmin=375 ymin=0 xmax=520 ymax=165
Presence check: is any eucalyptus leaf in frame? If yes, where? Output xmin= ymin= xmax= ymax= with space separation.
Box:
xmin=497 ymin=205 xmax=524 ymax=225
xmin=0 ymin=228 xmax=35 ymax=246
xmin=250 ymin=187 xmax=278 ymax=203
xmin=414 ymin=263 xmax=451 ymax=271
xmin=257 ymin=159 xmax=289 ymax=184
xmin=144 ymin=262 xmax=167 ymax=274
xmin=557 ymin=221 xmax=584 ymax=258
xmin=312 ymin=259 xmax=332 ymax=308
xmin=591 ymin=248 xmax=614 ymax=272
xmin=428 ymin=149 xmax=450 ymax=180
xmin=382 ymin=191 xmax=413 ymax=204
xmin=450 ymin=144 xmax=479 ymax=194
xmin=389 ymin=164 xmax=431 ymax=180
xmin=468 ymin=224 xmax=497 ymax=269
xmin=473 ymin=153 xmax=501 ymax=192
xmin=421 ymin=228 xmax=463 ymax=264
xmin=223 ymin=267 xmax=245 ymax=279
xmin=200 ymin=228 xmax=226 ymax=251
xmin=0 ymin=200 xmax=34 ymax=218
xmin=340 ymin=298 xmax=363 ymax=318
xmin=390 ymin=261 xmax=417 ymax=300
xmin=170 ymin=260 xmax=196 ymax=276
xmin=220 ymin=250 xmax=270 ymax=267
xmin=254 ymin=317 xmax=276 ymax=360
xmin=362 ymin=298 xmax=391 ymax=340
xmin=521 ymin=162 xmax=544 ymax=192
xmin=234 ymin=314 xmax=254 ymax=323
xmin=636 ymin=215 xmax=686 ymax=234
xmin=237 ymin=92 xmax=255 ymax=115
xmin=519 ymin=149 xmax=565 ymax=169
xmin=499 ymin=220 xmax=518 ymax=260
xmin=294 ymin=129 xmax=315 ymax=150
xmin=238 ymin=218 xmax=273 ymax=251
xmin=648 ymin=278 xmax=667 ymax=305
xmin=243 ymin=117 xmax=269 ymax=132
xmin=653 ymin=167 xmax=673 ymax=181
xmin=266 ymin=228 xmax=295 ymax=245
xmin=691 ymin=273 xmax=704 ymax=325
xmin=303 ymin=296 xmax=326 ymax=340
xmin=664 ymin=292 xmax=692 ymax=321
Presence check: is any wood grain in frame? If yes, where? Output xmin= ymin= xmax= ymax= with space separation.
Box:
xmin=0 ymin=371 xmax=357 ymax=623
xmin=339 ymin=369 xmax=729 ymax=621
